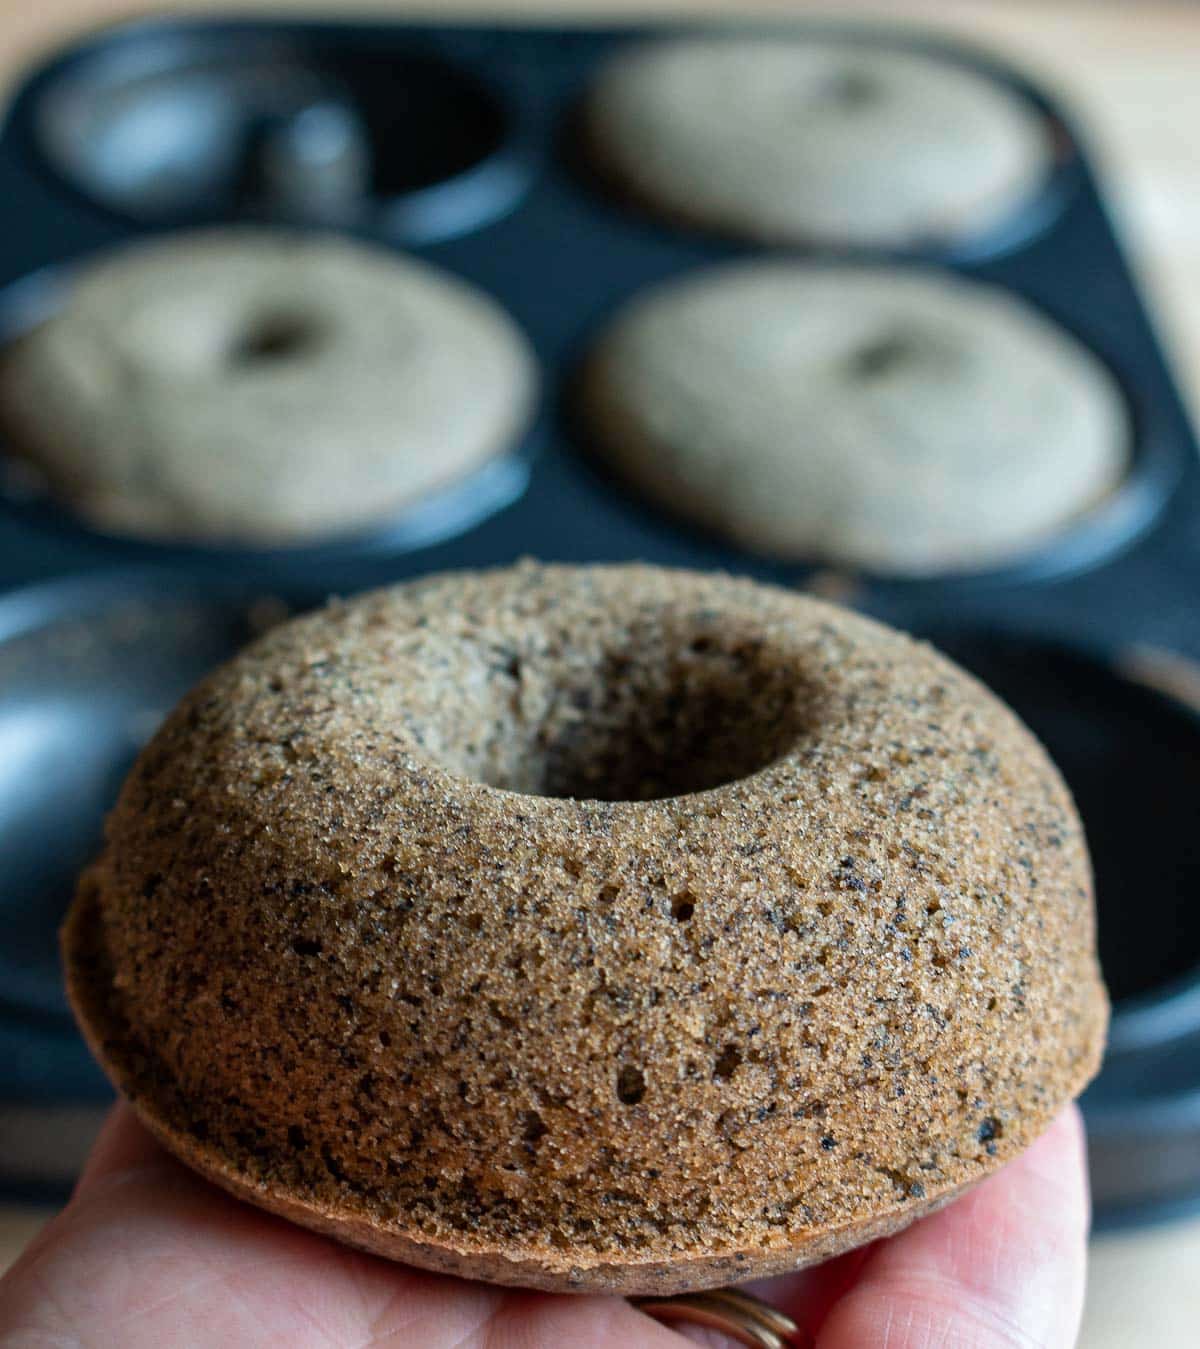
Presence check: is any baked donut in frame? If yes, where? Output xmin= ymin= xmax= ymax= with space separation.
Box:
xmin=582 ymin=262 xmax=1128 ymax=575
xmin=586 ymin=35 xmax=1054 ymax=248
xmin=0 ymin=230 xmax=536 ymax=544
xmin=64 ymin=563 xmax=1107 ymax=1294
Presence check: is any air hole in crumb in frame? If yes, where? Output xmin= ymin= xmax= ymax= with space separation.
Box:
xmin=378 ymin=1029 xmax=392 ymax=1047
xmin=977 ymin=1116 xmax=1002 ymax=1144
xmin=464 ymin=912 xmax=484 ymax=932
xmin=291 ymin=936 xmax=323 ymax=957
xmin=671 ymin=892 xmax=696 ymax=922
xmin=321 ymin=1145 xmax=347 ymax=1183
xmin=714 ymin=1044 xmax=742 ymax=1081
xmin=287 ymin=1125 xmax=306 ymax=1150
xmin=616 ymin=1065 xmax=646 ymax=1104
xmin=521 ymin=1109 xmax=548 ymax=1144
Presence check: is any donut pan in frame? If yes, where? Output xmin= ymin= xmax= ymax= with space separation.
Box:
xmin=0 ymin=16 xmax=1198 ymax=1230
xmin=0 ymin=572 xmax=320 ymax=1193
xmin=0 ymin=15 xmax=1191 ymax=589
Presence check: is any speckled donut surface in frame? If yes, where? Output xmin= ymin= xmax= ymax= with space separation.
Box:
xmin=0 ymin=229 xmax=536 ymax=544
xmin=586 ymin=35 xmax=1054 ymax=248
xmin=583 ymin=263 xmax=1128 ymax=575
xmin=64 ymin=563 xmax=1107 ymax=1294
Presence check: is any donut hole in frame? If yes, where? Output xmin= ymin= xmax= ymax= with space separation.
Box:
xmin=845 ymin=327 xmax=957 ymax=382
xmin=533 ymin=682 xmax=788 ymax=802
xmin=229 ymin=310 xmax=325 ymax=366
xmin=818 ymin=68 xmax=883 ymax=111
xmin=436 ymin=625 xmax=815 ymax=802
xmin=846 ymin=330 xmax=917 ymax=380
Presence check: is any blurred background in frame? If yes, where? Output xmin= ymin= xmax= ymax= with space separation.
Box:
xmin=2 ymin=3 xmax=1200 ymax=1345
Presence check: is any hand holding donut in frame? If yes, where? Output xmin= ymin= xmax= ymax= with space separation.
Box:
xmin=0 ymin=1101 xmax=1088 ymax=1348
xmin=11 ymin=565 xmax=1102 ymax=1347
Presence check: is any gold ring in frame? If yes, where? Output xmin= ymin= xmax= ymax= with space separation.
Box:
xmin=631 ymin=1287 xmax=803 ymax=1347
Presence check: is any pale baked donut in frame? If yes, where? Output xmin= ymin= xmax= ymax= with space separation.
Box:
xmin=64 ymin=563 xmax=1107 ymax=1294
xmin=582 ymin=262 xmax=1128 ymax=575
xmin=587 ymin=35 xmax=1054 ymax=248
xmin=0 ymin=229 xmax=536 ymax=543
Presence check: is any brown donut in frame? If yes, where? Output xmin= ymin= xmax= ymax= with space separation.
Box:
xmin=63 ymin=563 xmax=1106 ymax=1294
xmin=586 ymin=35 xmax=1054 ymax=249
xmin=581 ymin=262 xmax=1128 ymax=576
xmin=0 ymin=230 xmax=536 ymax=544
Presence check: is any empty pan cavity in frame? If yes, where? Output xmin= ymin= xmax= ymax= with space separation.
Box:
xmin=0 ymin=575 xmax=315 ymax=1023
xmin=22 ymin=29 xmax=531 ymax=242
xmin=930 ymin=631 xmax=1200 ymax=1008
xmin=929 ymin=629 xmax=1200 ymax=1226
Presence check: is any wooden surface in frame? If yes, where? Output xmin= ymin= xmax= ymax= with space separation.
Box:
xmin=1 ymin=3 xmax=1199 ymax=1344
